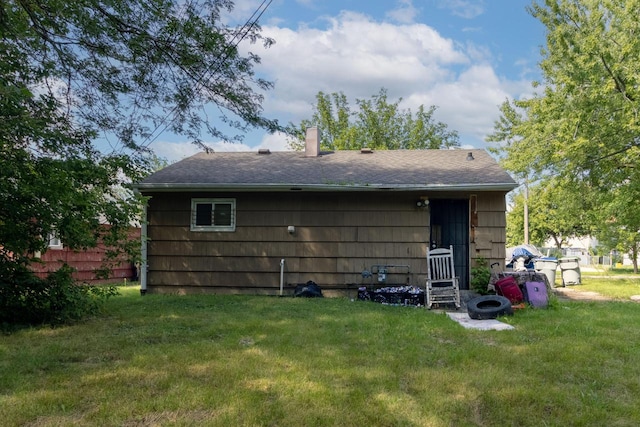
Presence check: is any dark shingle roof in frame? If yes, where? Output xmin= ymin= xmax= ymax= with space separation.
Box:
xmin=136 ymin=149 xmax=517 ymax=192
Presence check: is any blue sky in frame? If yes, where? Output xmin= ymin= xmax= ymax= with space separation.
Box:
xmin=152 ymin=0 xmax=546 ymax=162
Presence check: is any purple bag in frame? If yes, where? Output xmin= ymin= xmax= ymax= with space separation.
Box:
xmin=524 ymin=281 xmax=548 ymax=308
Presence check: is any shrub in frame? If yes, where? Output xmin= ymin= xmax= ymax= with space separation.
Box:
xmin=0 ymin=262 xmax=119 ymax=327
xmin=470 ymin=257 xmax=492 ymax=295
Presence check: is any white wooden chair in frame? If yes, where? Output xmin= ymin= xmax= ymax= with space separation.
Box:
xmin=425 ymin=245 xmax=461 ymax=309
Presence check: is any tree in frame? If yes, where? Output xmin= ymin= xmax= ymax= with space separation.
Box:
xmin=489 ymin=1 xmax=640 ymax=263
xmin=506 ymin=192 xmax=525 ymax=247
xmin=286 ymin=89 xmax=459 ymax=151
xmin=593 ymin=181 xmax=640 ymax=273
xmin=0 ymin=0 xmax=277 ymax=270
xmin=492 ymin=1 xmax=640 ymax=183
xmin=505 ymin=177 xmax=595 ymax=249
xmin=486 ymin=99 xmax=535 ymax=244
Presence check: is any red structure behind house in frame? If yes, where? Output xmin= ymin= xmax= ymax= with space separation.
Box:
xmin=30 ymin=228 xmax=141 ymax=284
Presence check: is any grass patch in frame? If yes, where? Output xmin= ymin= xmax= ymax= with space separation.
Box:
xmin=1 ymin=286 xmax=640 ymax=426
xmin=580 ymin=266 xmax=637 ymax=276
xmin=606 ymin=267 xmax=639 ymax=276
xmin=573 ymin=277 xmax=640 ymax=299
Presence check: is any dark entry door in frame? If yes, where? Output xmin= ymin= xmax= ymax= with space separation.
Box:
xmin=429 ymin=199 xmax=469 ymax=290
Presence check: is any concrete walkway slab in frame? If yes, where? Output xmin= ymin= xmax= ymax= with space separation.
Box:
xmin=446 ymin=312 xmax=515 ymax=331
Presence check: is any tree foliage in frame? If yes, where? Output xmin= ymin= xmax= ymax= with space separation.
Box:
xmin=286 ymin=89 xmax=459 ymax=151
xmin=594 ymin=180 xmax=640 ymax=272
xmin=494 ymin=0 xmax=640 ymax=182
xmin=489 ymin=0 xmax=640 ymax=256
xmin=0 ymin=0 xmax=276 ymax=272
xmin=506 ymin=178 xmax=595 ymax=248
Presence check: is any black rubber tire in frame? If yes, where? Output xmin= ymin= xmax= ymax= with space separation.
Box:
xmin=467 ymin=295 xmax=513 ymax=320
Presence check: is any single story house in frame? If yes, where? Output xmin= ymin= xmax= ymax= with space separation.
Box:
xmin=135 ymin=128 xmax=518 ymax=296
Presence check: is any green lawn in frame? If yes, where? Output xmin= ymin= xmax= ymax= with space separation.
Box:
xmin=576 ymin=277 xmax=640 ymax=299
xmin=584 ymin=266 xmax=638 ymax=276
xmin=2 ymin=282 xmax=640 ymax=426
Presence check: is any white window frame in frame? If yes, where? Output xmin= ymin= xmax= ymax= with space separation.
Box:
xmin=48 ymin=233 xmax=63 ymax=250
xmin=190 ymin=198 xmax=236 ymax=232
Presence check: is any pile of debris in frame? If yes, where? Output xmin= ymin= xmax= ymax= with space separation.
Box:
xmin=358 ymin=285 xmax=424 ymax=306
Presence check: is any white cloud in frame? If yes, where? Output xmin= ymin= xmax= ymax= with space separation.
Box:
xmin=258 ymin=131 xmax=293 ymax=152
xmin=225 ymin=0 xmax=274 ymax=24
xmin=208 ymin=3 xmax=540 ymax=154
xmin=258 ymin=11 xmax=468 ymax=105
xmin=209 ymin=141 xmax=253 ymax=152
xmin=151 ymin=140 xmax=251 ymax=163
xmin=438 ymin=0 xmax=485 ymax=19
xmin=152 ymin=141 xmax=202 ymax=163
xmin=462 ymin=26 xmax=482 ymax=33
xmin=248 ymin=10 xmax=534 ymax=149
xmin=386 ymin=0 xmax=420 ymax=24
xmin=151 ymin=133 xmax=294 ymax=164
xmin=425 ymin=65 xmax=510 ymax=137
xmin=405 ymin=65 xmax=533 ymax=144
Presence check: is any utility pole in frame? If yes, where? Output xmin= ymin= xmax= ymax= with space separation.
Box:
xmin=523 ymin=180 xmax=529 ymax=245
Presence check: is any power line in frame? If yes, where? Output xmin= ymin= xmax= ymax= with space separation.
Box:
xmin=105 ymin=0 xmax=201 ymax=155
xmin=135 ymin=0 xmax=274 ymax=153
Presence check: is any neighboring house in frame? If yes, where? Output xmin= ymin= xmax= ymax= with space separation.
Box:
xmin=30 ymin=229 xmax=141 ymax=284
xmin=542 ymin=236 xmax=602 ymax=265
xmin=135 ymin=128 xmax=518 ymax=296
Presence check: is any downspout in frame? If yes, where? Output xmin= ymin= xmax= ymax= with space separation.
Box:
xmin=279 ymin=258 xmax=285 ymax=296
xmin=140 ymin=201 xmax=148 ymax=296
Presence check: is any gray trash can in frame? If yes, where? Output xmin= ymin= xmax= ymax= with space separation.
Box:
xmin=534 ymin=257 xmax=558 ymax=287
xmin=559 ymin=256 xmax=581 ymax=286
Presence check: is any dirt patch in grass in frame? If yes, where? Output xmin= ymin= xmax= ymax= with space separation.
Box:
xmin=553 ymin=286 xmax=636 ymax=302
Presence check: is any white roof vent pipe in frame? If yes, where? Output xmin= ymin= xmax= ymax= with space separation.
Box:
xmin=305 ymin=127 xmax=321 ymax=157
